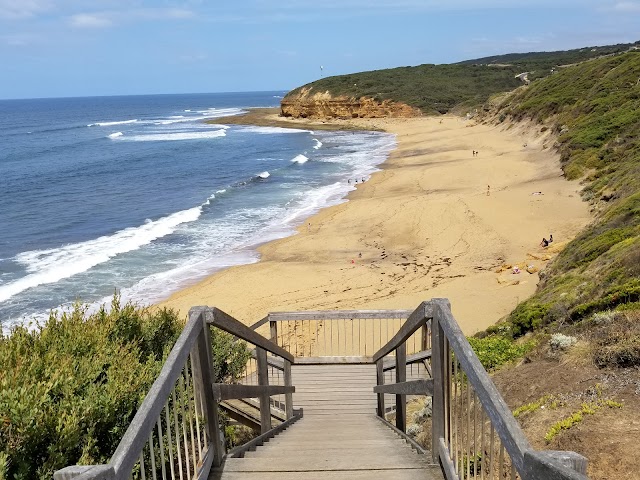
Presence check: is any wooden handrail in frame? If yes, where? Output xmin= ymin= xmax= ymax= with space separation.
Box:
xmin=207 ymin=307 xmax=295 ymax=363
xmin=249 ymin=348 xmax=285 ymax=370
xmin=267 ymin=309 xmax=413 ymax=321
xmin=372 ymin=301 xmax=433 ymax=362
xmin=212 ymin=384 xmax=295 ymax=401
xmin=110 ymin=309 xmax=206 ymax=477
xmin=382 ymin=349 xmax=431 ymax=371
xmin=432 ymin=299 xmax=532 ymax=473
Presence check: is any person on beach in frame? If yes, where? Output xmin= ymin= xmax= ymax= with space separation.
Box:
xmin=307 ymin=223 xmax=311 ymax=233
xmin=486 ymin=185 xmax=490 ymax=196
xmin=540 ymin=238 xmax=549 ymax=248
xmin=549 ymin=234 xmax=553 ymax=243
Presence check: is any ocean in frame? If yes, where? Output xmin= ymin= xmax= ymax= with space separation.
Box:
xmin=0 ymin=92 xmax=395 ymax=328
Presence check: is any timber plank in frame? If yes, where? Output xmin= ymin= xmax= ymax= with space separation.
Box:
xmin=212 ymin=363 xmax=442 ymax=480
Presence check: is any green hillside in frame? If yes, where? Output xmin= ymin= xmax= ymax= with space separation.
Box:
xmin=489 ymin=51 xmax=640 ymax=338
xmin=285 ymin=42 xmax=639 ymax=114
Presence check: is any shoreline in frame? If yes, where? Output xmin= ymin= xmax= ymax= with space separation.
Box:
xmin=159 ymin=112 xmax=591 ymax=334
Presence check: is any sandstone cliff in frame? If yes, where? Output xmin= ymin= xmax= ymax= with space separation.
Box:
xmin=280 ymin=87 xmax=421 ymax=119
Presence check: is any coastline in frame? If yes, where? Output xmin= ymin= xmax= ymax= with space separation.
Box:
xmin=158 ymin=112 xmax=591 ymax=334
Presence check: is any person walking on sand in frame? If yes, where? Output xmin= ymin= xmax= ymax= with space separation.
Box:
xmin=486 ymin=185 xmax=490 ymax=196
xmin=549 ymin=234 xmax=553 ymax=243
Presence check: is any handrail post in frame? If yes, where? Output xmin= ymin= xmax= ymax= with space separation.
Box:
xmin=194 ymin=315 xmax=225 ymax=467
xmin=421 ymin=322 xmax=429 ymax=351
xmin=256 ymin=347 xmax=272 ymax=433
xmin=269 ymin=319 xmax=278 ymax=344
xmin=395 ymin=342 xmax=407 ymax=432
xmin=283 ymin=358 xmax=293 ymax=419
xmin=376 ymin=359 xmax=385 ymax=417
xmin=431 ymin=313 xmax=446 ymax=464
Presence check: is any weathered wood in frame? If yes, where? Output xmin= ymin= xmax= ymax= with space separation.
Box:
xmin=195 ymin=318 xmax=225 ymax=467
xmin=382 ymin=350 xmax=432 ymax=371
xmin=374 ymin=416 xmax=427 ymax=455
xmin=293 ymin=356 xmax=373 ymax=364
xmin=438 ymin=438 xmax=458 ymax=480
xmin=267 ymin=309 xmax=413 ymax=321
xmin=283 ymin=359 xmax=293 ymax=419
xmin=228 ymin=412 xmax=303 ymax=458
xmin=395 ymin=343 xmax=407 ymax=432
xmin=249 ymin=315 xmax=269 ymax=331
xmin=197 ymin=445 xmax=215 ymax=480
xmin=373 ymin=379 xmax=433 ymax=396
xmin=543 ymin=451 xmax=588 ymax=475
xmin=208 ymin=307 xmax=294 ymax=363
xmin=258 ymin=348 xmax=271 ymax=435
xmin=109 ymin=307 xmax=205 ymax=477
xmin=523 ymin=450 xmax=589 ymax=480
xmin=53 ymin=465 xmax=114 ymax=480
xmin=376 ymin=360 xmax=385 ymax=416
xmin=373 ymin=302 xmax=433 ymax=362
xmin=269 ymin=321 xmax=278 ymax=343
xmin=431 ymin=317 xmax=446 ymax=465
xmin=249 ymin=349 xmax=285 ymax=370
xmin=212 ymin=384 xmax=295 ymax=401
xmin=433 ymin=298 xmax=532 ymax=474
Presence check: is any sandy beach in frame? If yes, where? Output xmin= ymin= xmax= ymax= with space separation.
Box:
xmin=158 ymin=113 xmax=591 ymax=334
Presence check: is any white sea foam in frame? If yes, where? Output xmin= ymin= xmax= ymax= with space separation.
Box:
xmin=239 ymin=126 xmax=312 ymax=135
xmin=88 ymin=119 xmax=138 ymax=127
xmin=257 ymin=171 xmax=270 ymax=179
xmin=0 ymin=207 xmax=203 ymax=304
xmin=197 ymin=107 xmax=246 ymax=118
xmin=313 ymin=139 xmax=323 ymax=150
xmin=291 ymin=154 xmax=308 ymax=164
xmin=203 ymin=194 xmax=215 ymax=205
xmin=107 ymin=131 xmax=123 ymax=139
xmin=215 ymin=189 xmax=227 ymax=194
xmin=118 ymin=130 xmax=227 ymax=142
xmin=184 ymin=109 xmax=191 ymax=112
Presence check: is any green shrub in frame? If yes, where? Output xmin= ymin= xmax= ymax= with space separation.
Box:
xmin=508 ymin=302 xmax=550 ymax=337
xmin=0 ymin=296 xmax=249 ymax=480
xmin=468 ymin=335 xmax=535 ymax=370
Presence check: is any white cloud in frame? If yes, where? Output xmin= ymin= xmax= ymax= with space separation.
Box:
xmin=612 ymin=1 xmax=640 ymax=11
xmin=69 ymin=13 xmax=112 ymax=28
xmin=0 ymin=0 xmax=51 ymax=19
xmin=67 ymin=7 xmax=195 ymax=28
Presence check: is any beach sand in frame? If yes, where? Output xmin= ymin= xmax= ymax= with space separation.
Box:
xmin=158 ymin=114 xmax=591 ymax=335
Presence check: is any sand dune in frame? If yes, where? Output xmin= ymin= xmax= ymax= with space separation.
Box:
xmin=158 ymin=115 xmax=591 ymax=334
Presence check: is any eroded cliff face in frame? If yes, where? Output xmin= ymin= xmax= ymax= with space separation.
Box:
xmin=280 ymin=88 xmax=421 ymax=119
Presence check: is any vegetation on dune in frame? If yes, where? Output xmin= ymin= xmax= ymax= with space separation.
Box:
xmin=284 ymin=41 xmax=638 ymax=114
xmin=487 ymin=51 xmax=640 ymax=339
xmin=0 ymin=296 xmax=250 ymax=480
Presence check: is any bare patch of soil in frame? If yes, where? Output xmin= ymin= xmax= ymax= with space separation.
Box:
xmin=492 ymin=349 xmax=640 ymax=479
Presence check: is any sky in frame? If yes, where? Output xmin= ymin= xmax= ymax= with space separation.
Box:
xmin=1 ymin=0 xmax=639 ymax=99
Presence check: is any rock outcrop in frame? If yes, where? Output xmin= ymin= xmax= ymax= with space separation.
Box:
xmin=281 ymin=87 xmax=421 ymax=119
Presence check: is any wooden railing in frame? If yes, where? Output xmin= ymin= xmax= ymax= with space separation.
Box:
xmin=54 ymin=300 xmax=590 ymax=480
xmin=374 ymin=299 xmax=589 ymax=480
xmin=252 ymin=309 xmax=426 ymax=359
xmin=54 ymin=307 xmax=299 ymax=480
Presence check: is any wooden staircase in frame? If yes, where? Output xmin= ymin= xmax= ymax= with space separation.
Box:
xmin=55 ymin=303 xmax=590 ymax=480
xmin=211 ymin=364 xmax=443 ymax=479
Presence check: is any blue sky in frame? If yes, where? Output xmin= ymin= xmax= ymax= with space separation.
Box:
xmin=1 ymin=0 xmax=639 ymax=99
